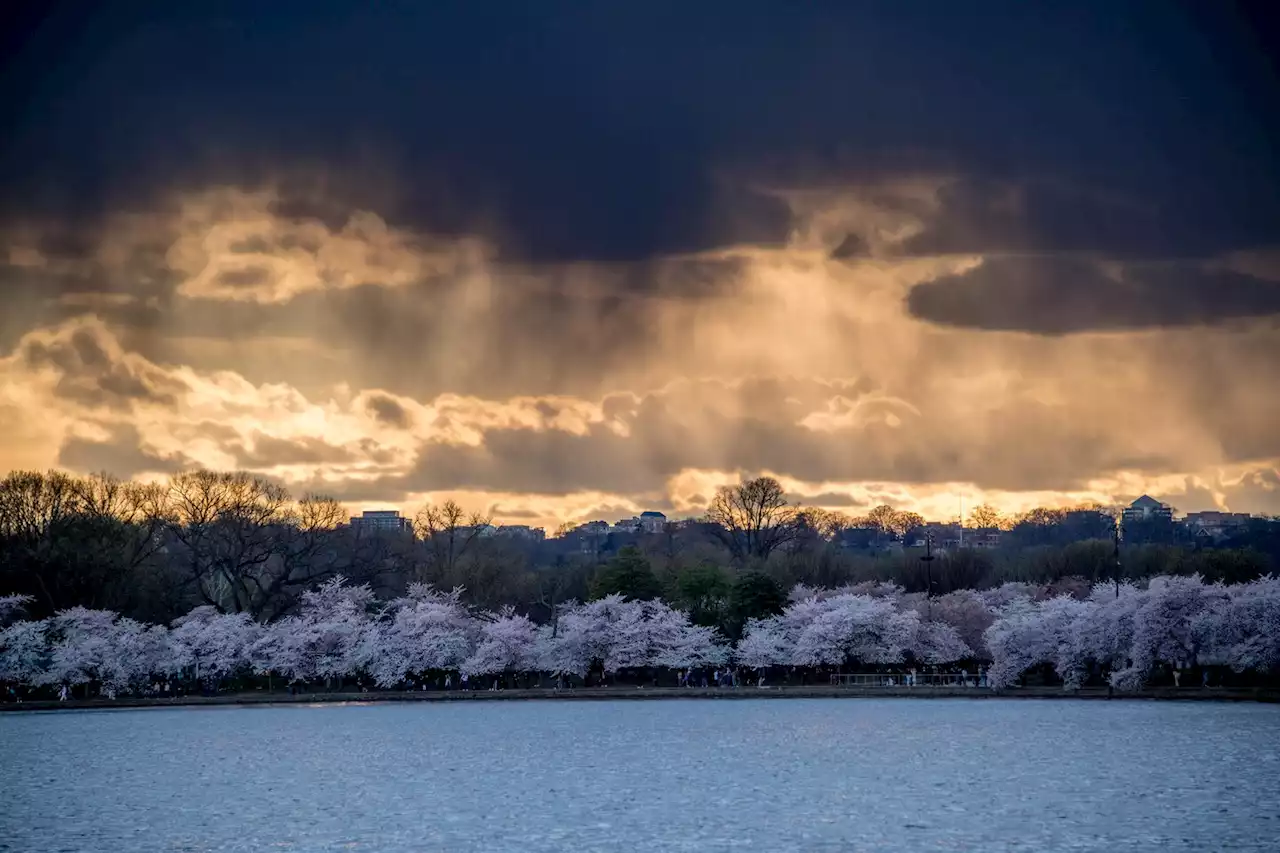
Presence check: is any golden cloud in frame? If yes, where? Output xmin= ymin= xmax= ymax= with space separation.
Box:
xmin=1 ymin=180 xmax=1278 ymax=531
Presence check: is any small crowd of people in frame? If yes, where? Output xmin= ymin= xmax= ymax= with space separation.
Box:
xmin=893 ymin=666 xmax=988 ymax=688
xmin=674 ymin=667 xmax=763 ymax=688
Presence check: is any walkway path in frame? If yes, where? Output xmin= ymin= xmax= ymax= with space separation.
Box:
xmin=4 ymin=685 xmax=1277 ymax=712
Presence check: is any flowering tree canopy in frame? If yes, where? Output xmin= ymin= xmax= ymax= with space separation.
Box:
xmin=981 ymin=575 xmax=1280 ymax=690
xmin=462 ymin=608 xmax=539 ymax=677
xmin=738 ymin=590 xmax=974 ymax=669
xmin=1 ymin=575 xmax=1276 ymax=696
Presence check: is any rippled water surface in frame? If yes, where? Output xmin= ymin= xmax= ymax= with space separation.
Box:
xmin=2 ymin=698 xmax=1279 ymax=852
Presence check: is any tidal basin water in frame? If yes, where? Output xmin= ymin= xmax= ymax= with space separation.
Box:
xmin=3 ymin=698 xmax=1279 ymax=852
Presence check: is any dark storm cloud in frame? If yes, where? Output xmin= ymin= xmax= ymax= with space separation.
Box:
xmin=906 ymin=258 xmax=1280 ymax=333
xmin=283 ymin=475 xmax=411 ymax=506
xmin=228 ymin=433 xmax=360 ymax=469
xmin=103 ymin=254 xmax=744 ymax=399
xmin=380 ymin=377 xmax=1219 ymax=498
xmin=1221 ymin=468 xmax=1280 ymax=516
xmin=17 ymin=321 xmax=188 ymax=410
xmin=893 ymin=178 xmax=1280 ymax=260
xmin=786 ymin=491 xmax=862 ymax=508
xmin=214 ymin=266 xmax=273 ymax=290
xmin=1144 ymin=467 xmax=1280 ymax=516
xmin=57 ymin=423 xmax=186 ymax=478
xmin=364 ymin=394 xmax=411 ymax=429
xmin=830 ymin=234 xmax=870 ymax=261
xmin=2 ymin=3 xmax=1276 ymax=265
xmin=2 ymin=3 xmax=1278 ymax=520
xmin=0 ymin=253 xmax=134 ymax=351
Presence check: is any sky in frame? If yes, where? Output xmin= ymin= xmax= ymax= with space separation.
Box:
xmin=1 ymin=1 xmax=1278 ymax=528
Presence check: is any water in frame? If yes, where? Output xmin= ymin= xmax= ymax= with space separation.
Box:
xmin=2 ymin=698 xmax=1278 ymax=852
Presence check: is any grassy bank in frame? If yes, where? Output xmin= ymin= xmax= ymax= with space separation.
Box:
xmin=3 ymin=685 xmax=1278 ymax=712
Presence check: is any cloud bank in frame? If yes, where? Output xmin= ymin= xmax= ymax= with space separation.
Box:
xmin=1 ymin=5 xmax=1277 ymax=527
xmin=1 ymin=181 xmax=1277 ymax=528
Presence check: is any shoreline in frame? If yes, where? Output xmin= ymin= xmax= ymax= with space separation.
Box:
xmin=3 ymin=685 xmax=1277 ymax=712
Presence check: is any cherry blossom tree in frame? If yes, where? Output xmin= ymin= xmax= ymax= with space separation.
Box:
xmin=537 ymin=596 xmax=627 ymax=677
xmin=1034 ymin=596 xmax=1100 ymax=689
xmin=789 ymin=582 xmax=904 ymax=604
xmin=1071 ymin=583 xmax=1145 ymax=683
xmin=249 ymin=577 xmax=378 ymax=684
xmin=737 ymin=591 xmax=971 ymax=670
xmin=0 ymin=618 xmax=48 ymax=685
xmin=1111 ymin=575 xmax=1222 ymax=691
xmin=37 ymin=607 xmax=121 ymax=691
xmin=1194 ymin=576 xmax=1280 ymax=674
xmin=366 ymin=584 xmax=476 ymax=687
xmin=983 ymin=577 xmax=1232 ymax=691
xmin=168 ymin=606 xmax=262 ymax=684
xmin=980 ymin=583 xmax=1036 ymax=609
xmin=921 ymin=590 xmax=996 ymax=659
xmin=787 ymin=584 xmax=820 ymax=604
xmin=841 ymin=581 xmax=906 ymax=599
xmin=605 ymin=600 xmax=728 ymax=672
xmin=0 ymin=593 xmax=34 ymax=626
xmin=98 ymin=618 xmax=173 ymax=694
xmin=598 ymin=599 xmax=657 ymax=672
xmin=534 ymin=596 xmax=729 ymax=677
xmin=652 ymin=609 xmax=729 ymax=670
xmin=0 ymin=572 xmax=1274 ymax=697
xmin=462 ymin=608 xmax=539 ymax=677
xmin=984 ymin=596 xmax=1094 ymax=689
xmin=793 ymin=594 xmax=918 ymax=666
xmin=911 ymin=618 xmax=973 ymax=665
xmin=735 ymin=616 xmax=791 ymax=669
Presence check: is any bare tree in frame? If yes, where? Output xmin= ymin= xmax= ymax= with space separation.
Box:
xmin=799 ymin=508 xmax=852 ymax=540
xmin=0 ymin=471 xmax=175 ymax=617
xmin=862 ymin=504 xmax=924 ymax=540
xmin=0 ymin=471 xmax=87 ymax=611
xmin=0 ymin=470 xmax=79 ymax=541
xmin=966 ymin=503 xmax=1005 ymax=530
xmin=253 ymin=495 xmax=354 ymax=620
xmin=533 ymin=558 xmax=591 ymax=638
xmin=706 ymin=476 xmax=800 ymax=564
xmin=166 ymin=470 xmax=291 ymax=616
xmin=74 ymin=473 xmax=170 ymax=575
xmin=413 ymin=499 xmax=492 ymax=584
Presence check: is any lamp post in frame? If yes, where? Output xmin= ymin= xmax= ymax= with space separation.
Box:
xmin=920 ymin=533 xmax=936 ymax=619
xmin=1112 ymin=511 xmax=1123 ymax=599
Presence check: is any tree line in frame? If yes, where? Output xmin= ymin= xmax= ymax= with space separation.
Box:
xmin=2 ymin=572 xmax=1275 ymax=700
xmin=3 ymin=469 xmax=1277 ymax=633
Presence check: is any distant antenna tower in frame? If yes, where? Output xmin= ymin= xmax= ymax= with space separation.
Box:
xmin=958 ymin=493 xmax=964 ymax=548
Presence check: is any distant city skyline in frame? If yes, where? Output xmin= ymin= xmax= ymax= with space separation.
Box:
xmin=346 ymin=494 xmax=1267 ymax=540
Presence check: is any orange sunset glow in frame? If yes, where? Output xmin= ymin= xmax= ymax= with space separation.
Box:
xmin=2 ymin=181 xmax=1277 ymax=529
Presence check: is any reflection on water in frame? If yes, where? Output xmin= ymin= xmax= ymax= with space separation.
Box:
xmin=2 ymin=698 xmax=1279 ymax=852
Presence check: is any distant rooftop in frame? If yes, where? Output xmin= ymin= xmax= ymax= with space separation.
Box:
xmin=349 ymin=509 xmax=411 ymax=531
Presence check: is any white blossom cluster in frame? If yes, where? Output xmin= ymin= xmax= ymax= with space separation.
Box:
xmin=982 ymin=574 xmax=1280 ymax=690
xmin=0 ymin=581 xmax=731 ymax=693
xmin=737 ymin=592 xmax=972 ymax=669
xmin=1 ymin=574 xmax=1276 ymax=695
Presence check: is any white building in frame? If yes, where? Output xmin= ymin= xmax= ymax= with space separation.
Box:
xmin=1183 ymin=511 xmax=1251 ymax=539
xmin=639 ymin=511 xmax=667 ymax=533
xmin=496 ymin=525 xmax=546 ymax=542
xmin=349 ymin=510 xmax=412 ymax=533
xmin=611 ymin=517 xmax=642 ymax=534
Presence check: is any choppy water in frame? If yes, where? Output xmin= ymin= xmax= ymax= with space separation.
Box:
xmin=2 ymin=698 xmax=1279 ymax=852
